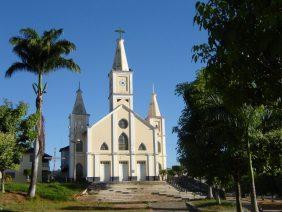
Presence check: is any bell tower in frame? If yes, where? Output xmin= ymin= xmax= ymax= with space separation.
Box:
xmin=146 ymin=86 xmax=167 ymax=170
xmin=69 ymin=84 xmax=89 ymax=180
xmin=109 ymin=29 xmax=133 ymax=111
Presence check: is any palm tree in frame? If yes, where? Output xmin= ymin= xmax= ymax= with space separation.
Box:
xmin=6 ymin=28 xmax=80 ymax=198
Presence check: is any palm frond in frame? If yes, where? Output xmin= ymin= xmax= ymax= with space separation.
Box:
xmin=9 ymin=36 xmax=25 ymax=45
xmin=5 ymin=62 xmax=35 ymax=78
xmin=43 ymin=57 xmax=80 ymax=74
xmin=43 ymin=28 xmax=63 ymax=44
xmin=19 ymin=28 xmax=39 ymax=39
xmin=8 ymin=27 xmax=80 ymax=76
xmin=52 ymin=39 xmax=76 ymax=54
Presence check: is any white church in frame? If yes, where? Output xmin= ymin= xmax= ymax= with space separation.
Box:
xmin=61 ymin=32 xmax=167 ymax=182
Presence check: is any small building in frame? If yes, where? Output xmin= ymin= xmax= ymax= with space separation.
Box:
xmin=1 ymin=148 xmax=51 ymax=183
xmin=59 ymin=146 xmax=70 ymax=178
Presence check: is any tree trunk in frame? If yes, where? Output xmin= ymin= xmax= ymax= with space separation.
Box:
xmin=208 ymin=186 xmax=214 ymax=199
xmin=221 ymin=188 xmax=226 ymax=200
xmin=215 ymin=188 xmax=221 ymax=205
xmin=235 ymin=175 xmax=243 ymax=212
xmin=28 ymin=137 xmax=40 ymax=198
xmin=247 ymin=140 xmax=259 ymax=212
xmin=28 ymin=74 xmax=43 ymax=198
xmin=1 ymin=171 xmax=5 ymax=193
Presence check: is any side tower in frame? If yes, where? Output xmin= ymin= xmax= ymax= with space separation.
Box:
xmin=69 ymin=85 xmax=89 ymax=180
xmin=146 ymin=88 xmax=167 ymax=174
xmin=108 ymin=32 xmax=133 ymax=111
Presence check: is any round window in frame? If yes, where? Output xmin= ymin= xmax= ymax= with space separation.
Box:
xmin=119 ymin=119 xmax=128 ymax=129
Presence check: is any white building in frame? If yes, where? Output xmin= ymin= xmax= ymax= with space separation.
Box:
xmin=0 ymin=148 xmax=51 ymax=183
xmin=66 ymin=34 xmax=167 ymax=182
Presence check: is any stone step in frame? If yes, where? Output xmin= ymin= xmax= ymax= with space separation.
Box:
xmin=82 ymin=181 xmax=207 ymax=203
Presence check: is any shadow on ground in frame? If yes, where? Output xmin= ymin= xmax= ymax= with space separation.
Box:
xmin=61 ymin=206 xmax=149 ymax=210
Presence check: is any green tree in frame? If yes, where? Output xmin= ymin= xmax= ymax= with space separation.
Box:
xmin=174 ymin=72 xmax=243 ymax=207
xmin=0 ymin=133 xmax=19 ymax=193
xmin=193 ymin=0 xmax=281 ymax=108
xmin=0 ymin=100 xmax=37 ymax=193
xmin=171 ymin=165 xmax=185 ymax=176
xmin=192 ymin=1 xmax=281 ymax=211
xmin=0 ymin=100 xmax=38 ymax=149
xmin=5 ymin=28 xmax=80 ymax=198
xmin=175 ymin=71 xmax=281 ymax=211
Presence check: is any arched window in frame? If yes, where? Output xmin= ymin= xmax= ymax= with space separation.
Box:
xmin=119 ymin=133 xmax=128 ymax=150
xmin=100 ymin=142 xmax=109 ymax=150
xmin=76 ymin=140 xmax=83 ymax=152
xmin=138 ymin=143 xmax=146 ymax=151
xmin=158 ymin=142 xmax=161 ymax=153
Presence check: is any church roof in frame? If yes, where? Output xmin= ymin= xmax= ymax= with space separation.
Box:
xmin=112 ymin=38 xmax=130 ymax=71
xmin=89 ymin=104 xmax=155 ymax=130
xmin=72 ymin=86 xmax=88 ymax=115
xmin=147 ymin=91 xmax=161 ymax=118
xmin=59 ymin=146 xmax=69 ymax=152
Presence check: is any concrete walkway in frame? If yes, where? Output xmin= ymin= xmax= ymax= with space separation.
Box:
xmin=76 ymin=181 xmax=206 ymax=211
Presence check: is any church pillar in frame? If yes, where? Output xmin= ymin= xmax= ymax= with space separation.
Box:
xmin=161 ymin=118 xmax=167 ymax=169
xmin=153 ymin=130 xmax=159 ymax=180
xmin=129 ymin=112 xmax=136 ymax=181
xmin=86 ymin=153 xmax=94 ymax=182
xmin=69 ymin=146 xmax=74 ymax=179
xmin=111 ymin=154 xmax=119 ymax=182
xmin=111 ymin=113 xmax=119 ymax=181
xmin=146 ymin=154 xmax=155 ymax=181
xmin=93 ymin=154 xmax=100 ymax=182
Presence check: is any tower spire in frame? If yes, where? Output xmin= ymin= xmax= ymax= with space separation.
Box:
xmin=72 ymin=84 xmax=87 ymax=115
xmin=147 ymin=89 xmax=161 ymax=118
xmin=112 ymin=28 xmax=129 ymax=71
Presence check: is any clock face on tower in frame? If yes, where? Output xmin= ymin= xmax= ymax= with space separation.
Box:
xmin=119 ymin=79 xmax=126 ymax=87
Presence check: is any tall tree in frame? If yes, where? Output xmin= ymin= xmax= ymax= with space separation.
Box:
xmin=192 ymin=1 xmax=281 ymax=211
xmin=193 ymin=0 xmax=282 ymax=108
xmin=174 ymin=71 xmax=245 ymax=210
xmin=0 ymin=101 xmax=37 ymax=193
xmin=5 ymin=28 xmax=80 ymax=198
xmin=175 ymin=71 xmax=281 ymax=211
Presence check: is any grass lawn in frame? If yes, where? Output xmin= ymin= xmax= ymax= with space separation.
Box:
xmin=0 ymin=182 xmax=153 ymax=211
xmin=5 ymin=182 xmax=86 ymax=201
xmin=189 ymin=199 xmax=239 ymax=212
xmin=0 ymin=182 xmax=112 ymax=211
xmin=0 ymin=195 xmax=112 ymax=211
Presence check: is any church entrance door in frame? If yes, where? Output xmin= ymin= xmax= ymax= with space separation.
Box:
xmin=119 ymin=161 xmax=129 ymax=181
xmin=137 ymin=161 xmax=146 ymax=181
xmin=100 ymin=161 xmax=111 ymax=182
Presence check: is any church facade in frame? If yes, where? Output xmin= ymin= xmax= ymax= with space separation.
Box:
xmin=65 ymin=35 xmax=167 ymax=182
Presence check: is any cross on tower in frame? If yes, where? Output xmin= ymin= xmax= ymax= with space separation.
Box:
xmin=115 ymin=28 xmax=125 ymax=39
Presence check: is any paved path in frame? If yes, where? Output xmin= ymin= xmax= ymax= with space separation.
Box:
xmin=78 ymin=181 xmax=205 ymax=203
xmin=149 ymin=201 xmax=189 ymax=211
xmin=76 ymin=181 xmax=206 ymax=211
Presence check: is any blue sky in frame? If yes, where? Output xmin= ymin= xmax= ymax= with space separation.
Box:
xmin=0 ymin=0 xmax=207 ymax=169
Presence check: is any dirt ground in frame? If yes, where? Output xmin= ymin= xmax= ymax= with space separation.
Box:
xmin=0 ymin=192 xmax=26 ymax=204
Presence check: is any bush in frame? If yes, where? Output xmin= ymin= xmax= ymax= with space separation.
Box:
xmin=4 ymin=175 xmax=13 ymax=183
